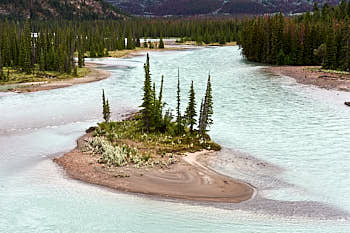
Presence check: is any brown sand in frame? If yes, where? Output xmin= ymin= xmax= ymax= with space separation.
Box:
xmin=54 ymin=134 xmax=254 ymax=203
xmin=9 ymin=63 xmax=110 ymax=93
xmin=266 ymin=66 xmax=350 ymax=91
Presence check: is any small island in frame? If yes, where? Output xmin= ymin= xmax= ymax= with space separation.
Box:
xmin=55 ymin=54 xmax=254 ymax=203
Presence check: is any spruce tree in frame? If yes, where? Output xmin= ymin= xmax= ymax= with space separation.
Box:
xmin=140 ymin=54 xmax=153 ymax=132
xmin=102 ymin=89 xmax=111 ymax=122
xmin=204 ymin=74 xmax=213 ymax=129
xmin=199 ymin=74 xmax=214 ymax=135
xmin=325 ymin=26 xmax=337 ymax=70
xmin=126 ymin=32 xmax=134 ymax=50
xmin=185 ymin=81 xmax=197 ymax=133
xmin=176 ymin=69 xmax=183 ymax=134
xmin=23 ymin=20 xmax=32 ymax=74
xmin=159 ymin=37 xmax=165 ymax=49
xmin=0 ymin=50 xmax=3 ymax=81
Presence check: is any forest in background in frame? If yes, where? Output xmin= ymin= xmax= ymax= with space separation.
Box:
xmin=238 ymin=1 xmax=350 ymax=71
xmin=0 ymin=18 xmax=241 ymax=82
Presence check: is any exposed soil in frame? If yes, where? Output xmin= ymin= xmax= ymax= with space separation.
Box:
xmin=265 ymin=66 xmax=350 ymax=92
xmin=54 ymin=134 xmax=254 ymax=203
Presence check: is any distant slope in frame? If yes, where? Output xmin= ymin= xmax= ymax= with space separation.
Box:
xmin=0 ymin=0 xmax=126 ymax=20
xmin=106 ymin=0 xmax=340 ymax=16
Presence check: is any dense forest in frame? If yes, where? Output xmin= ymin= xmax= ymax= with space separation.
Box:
xmin=239 ymin=1 xmax=350 ymax=71
xmin=0 ymin=18 xmax=241 ymax=81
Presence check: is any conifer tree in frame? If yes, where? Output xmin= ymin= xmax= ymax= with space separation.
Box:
xmin=23 ymin=20 xmax=32 ymax=74
xmin=0 ymin=50 xmax=3 ymax=81
xmin=126 ymin=32 xmax=134 ymax=50
xmin=140 ymin=54 xmax=153 ymax=132
xmin=159 ymin=37 xmax=165 ymax=49
xmin=199 ymin=74 xmax=213 ymax=135
xmin=185 ymin=81 xmax=197 ymax=133
xmin=204 ymin=74 xmax=213 ymax=128
xmin=102 ymin=89 xmax=111 ymax=122
xmin=325 ymin=26 xmax=337 ymax=69
xmin=176 ymin=69 xmax=183 ymax=134
xmin=78 ymin=47 xmax=84 ymax=68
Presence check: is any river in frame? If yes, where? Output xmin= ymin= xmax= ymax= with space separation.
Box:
xmin=1 ymin=46 xmax=350 ymax=232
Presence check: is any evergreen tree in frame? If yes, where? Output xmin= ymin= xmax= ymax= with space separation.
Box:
xmin=23 ymin=19 xmax=32 ymax=74
xmin=176 ymin=69 xmax=183 ymax=134
xmin=102 ymin=89 xmax=111 ymax=122
xmin=185 ymin=80 xmax=197 ymax=133
xmin=140 ymin=53 xmax=153 ymax=132
xmin=325 ymin=26 xmax=337 ymax=69
xmin=78 ymin=47 xmax=84 ymax=68
xmin=276 ymin=49 xmax=285 ymax=65
xmin=126 ymin=31 xmax=135 ymax=50
xmin=199 ymin=74 xmax=214 ymax=135
xmin=0 ymin=50 xmax=3 ymax=81
xmin=159 ymin=37 xmax=164 ymax=49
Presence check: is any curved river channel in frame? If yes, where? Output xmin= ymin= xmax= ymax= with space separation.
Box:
xmin=1 ymin=46 xmax=350 ymax=232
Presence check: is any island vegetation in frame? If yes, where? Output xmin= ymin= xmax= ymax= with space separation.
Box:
xmin=87 ymin=54 xmax=220 ymax=168
xmin=54 ymin=54 xmax=254 ymax=203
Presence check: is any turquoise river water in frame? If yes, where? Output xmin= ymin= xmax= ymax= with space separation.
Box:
xmin=1 ymin=46 xmax=350 ymax=232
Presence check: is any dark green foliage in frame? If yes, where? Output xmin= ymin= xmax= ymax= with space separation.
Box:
xmin=102 ymin=89 xmax=111 ymax=122
xmin=139 ymin=55 xmax=214 ymax=138
xmin=176 ymin=69 xmax=184 ymax=134
xmin=185 ymin=81 xmax=197 ymax=133
xmin=276 ymin=49 xmax=285 ymax=65
xmin=199 ymin=75 xmax=213 ymax=136
xmin=0 ymin=50 xmax=3 ymax=80
xmin=239 ymin=2 xmax=350 ymax=71
xmin=140 ymin=54 xmax=153 ymax=132
xmin=159 ymin=37 xmax=164 ymax=49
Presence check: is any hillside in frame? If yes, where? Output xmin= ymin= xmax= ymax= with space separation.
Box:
xmin=106 ymin=0 xmax=340 ymax=16
xmin=0 ymin=0 xmax=125 ymax=20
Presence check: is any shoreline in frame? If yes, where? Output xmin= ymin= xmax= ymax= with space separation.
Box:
xmin=265 ymin=66 xmax=350 ymax=92
xmin=54 ymin=133 xmax=254 ymax=203
xmin=1 ymin=63 xmax=110 ymax=93
xmin=1 ymin=42 xmax=236 ymax=93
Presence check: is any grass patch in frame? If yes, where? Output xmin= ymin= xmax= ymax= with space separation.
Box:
xmin=85 ymin=119 xmax=221 ymax=168
xmin=0 ymin=66 xmax=90 ymax=85
xmin=307 ymin=67 xmax=350 ymax=75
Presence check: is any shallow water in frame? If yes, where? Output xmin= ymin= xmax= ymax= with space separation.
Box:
xmin=1 ymin=46 xmax=350 ymax=232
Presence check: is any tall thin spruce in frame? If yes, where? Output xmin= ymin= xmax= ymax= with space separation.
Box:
xmin=140 ymin=53 xmax=153 ymax=132
xmin=199 ymin=74 xmax=213 ymax=135
xmin=176 ymin=68 xmax=183 ymax=134
xmin=185 ymin=80 xmax=197 ymax=133
xmin=102 ymin=89 xmax=111 ymax=122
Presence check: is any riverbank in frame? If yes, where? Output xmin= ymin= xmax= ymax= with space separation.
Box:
xmin=1 ymin=63 xmax=110 ymax=93
xmin=54 ymin=132 xmax=254 ymax=203
xmin=266 ymin=66 xmax=350 ymax=91
xmin=107 ymin=40 xmax=237 ymax=59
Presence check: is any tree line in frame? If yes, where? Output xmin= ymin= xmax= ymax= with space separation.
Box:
xmin=0 ymin=17 xmax=241 ymax=81
xmin=238 ymin=1 xmax=350 ymax=71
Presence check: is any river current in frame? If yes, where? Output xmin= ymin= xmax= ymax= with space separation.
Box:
xmin=1 ymin=46 xmax=350 ymax=232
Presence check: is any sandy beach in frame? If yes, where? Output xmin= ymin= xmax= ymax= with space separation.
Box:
xmin=54 ymin=134 xmax=254 ymax=203
xmin=266 ymin=66 xmax=350 ymax=91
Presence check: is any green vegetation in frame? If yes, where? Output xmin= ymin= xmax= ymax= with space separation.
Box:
xmin=87 ymin=54 xmax=219 ymax=168
xmin=239 ymin=1 xmax=350 ymax=72
xmin=0 ymin=66 xmax=90 ymax=85
xmin=102 ymin=90 xmax=111 ymax=123
xmin=0 ymin=17 xmax=241 ymax=84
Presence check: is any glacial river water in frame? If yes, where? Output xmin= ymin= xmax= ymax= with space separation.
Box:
xmin=1 ymin=46 xmax=350 ymax=232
